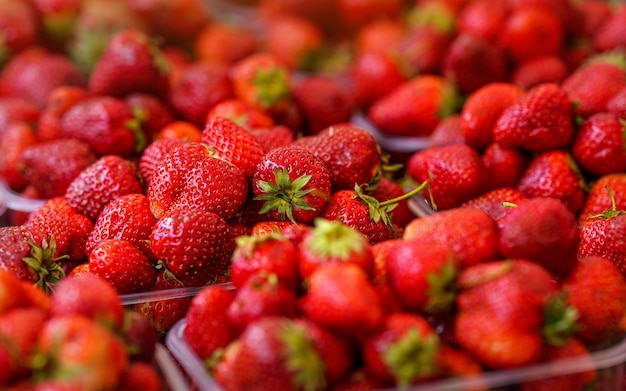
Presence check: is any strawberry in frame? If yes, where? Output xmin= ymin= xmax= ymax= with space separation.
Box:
xmin=264 ymin=14 xmax=325 ymax=71
xmin=497 ymin=197 xmax=579 ymax=277
xmin=406 ymin=143 xmax=489 ymax=210
xmin=88 ymin=238 xmax=157 ymax=294
xmin=206 ymin=98 xmax=276 ymax=131
xmin=362 ymin=312 xmax=440 ymax=387
xmin=85 ymin=193 xmax=157 ymax=261
xmin=578 ymin=187 xmax=626 ymax=277
xmin=87 ymin=28 xmax=170 ymax=98
xmin=0 ymin=269 xmax=41 ymax=314
xmin=30 ymin=0 xmax=81 ymax=49
xmin=0 ymin=47 xmax=85 ymax=109
xmin=0 ymin=97 xmax=41 ymax=133
xmin=461 ymin=187 xmax=528 ymax=222
xmin=299 ymin=262 xmax=384 ymax=340
xmin=295 ymin=123 xmax=381 ymax=191
xmin=442 ymin=33 xmax=508 ymax=95
xmin=592 ymin=4 xmax=626 ymax=52
xmin=367 ymin=74 xmax=459 ymax=137
xmin=561 ymin=58 xmax=626 ymax=117
xmin=350 ymin=52 xmax=407 ymax=110
xmin=36 ymin=85 xmax=91 ymax=142
xmin=258 ymin=0 xmax=342 ymax=36
xmin=116 ymin=361 xmax=161 ymax=391
xmin=492 ymin=83 xmax=575 ymax=153
xmin=49 ymin=273 xmax=124 ymax=330
xmin=230 ymin=232 xmax=300 ymax=290
xmin=19 ymin=138 xmax=98 ymax=199
xmin=155 ymin=120 xmax=203 ymax=142
xmin=510 ymin=54 xmax=569 ymax=90
xmin=137 ymin=138 xmax=183 ymax=185
xmin=226 ymin=271 xmax=299 ymax=332
xmin=150 ymin=208 xmax=234 ymax=286
xmin=291 ymin=74 xmax=354 ymax=135
xmin=125 ymin=92 xmax=176 ymax=143
xmin=298 ymin=218 xmax=375 ymax=280
xmin=578 ymin=173 xmax=626 ymax=223
xmin=64 ymin=154 xmax=144 ymax=222
xmin=403 ymin=207 xmax=499 ymax=268
xmin=480 ymin=142 xmax=530 ymax=191
xmin=571 ymin=112 xmax=626 ymax=177
xmin=147 ymin=142 xmax=248 ymax=220
xmin=183 ymin=284 xmax=237 ymax=361
xmin=252 ymin=145 xmax=331 ymax=224
xmin=127 ymin=0 xmax=209 ymax=44
xmin=456 ymin=0 xmax=509 ymax=41
xmin=367 ymin=177 xmax=415 ymax=228
xmin=337 ymin=0 xmax=403 ymax=31
xmin=168 ymin=61 xmax=234 ymax=127
xmin=119 ymin=310 xmax=158 ymax=362
xmin=201 ymin=116 xmax=266 ymax=178
xmin=562 ymin=255 xmax=626 ymax=346
xmin=59 ymin=96 xmax=147 ymax=157
xmin=0 ymin=121 xmax=38 ymax=192
xmin=249 ymin=125 xmax=296 ymax=153
xmin=0 ymin=0 xmax=38 ymax=63
xmin=391 ymin=24 xmax=452 ymax=77
xmin=607 ymin=86 xmax=626 ymax=117
xmin=194 ymin=22 xmax=258 ymax=66
xmin=517 ymin=150 xmax=586 ymax=213
xmin=134 ymin=269 xmax=192 ymax=337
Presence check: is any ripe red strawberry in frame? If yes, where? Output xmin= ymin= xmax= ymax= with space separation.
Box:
xmin=480 ymin=142 xmax=530 ymax=191
xmin=510 ymin=54 xmax=569 ymax=90
xmin=406 ymin=143 xmax=489 ymax=210
xmin=517 ymin=150 xmax=586 ymax=213
xmin=461 ymin=187 xmax=528 ymax=222
xmin=497 ymin=4 xmax=564 ymax=63
xmin=459 ymin=82 xmax=524 ymax=150
xmin=60 ymin=96 xmax=147 ymax=157
xmin=578 ymin=188 xmax=626 ymax=277
xmin=264 ymin=14 xmax=325 ymax=71
xmin=88 ymin=29 xmax=170 ymax=98
xmin=497 ymin=197 xmax=579 ymax=277
xmin=0 ymin=97 xmax=40 ymax=133
xmin=367 ymin=74 xmax=459 ymax=137
xmin=252 ymin=145 xmax=331 ymax=224
xmin=592 ymin=4 xmax=626 ymax=52
xmin=169 ymin=62 xmax=234 ymax=127
xmin=0 ymin=121 xmax=38 ymax=192
xmin=138 ymin=138 xmax=183 ymax=185
xmin=127 ymin=0 xmax=209 ymax=44
xmin=119 ymin=309 xmax=158 ymax=362
xmin=562 ymin=58 xmax=626 ymax=117
xmin=571 ymin=112 xmax=626 ymax=177
xmin=125 ymin=92 xmax=176 ymax=142
xmin=0 ymin=269 xmax=42 ymax=313
xmin=299 ymin=262 xmax=384 ymax=340
xmin=30 ymin=0 xmax=81 ymax=48
xmin=403 ymin=207 xmax=499 ymax=268
xmin=65 ymin=154 xmax=144 ymax=222
xmin=362 ymin=312 xmax=440 ymax=387
xmin=150 ymin=208 xmax=234 ymax=286
xmin=36 ymin=85 xmax=92 ymax=142
xmin=337 ymin=0 xmax=403 ymax=31
xmin=0 ymin=0 xmax=38 ymax=63
xmin=88 ymin=238 xmax=157 ymax=294
xmin=607 ymin=86 xmax=626 ymax=117
xmin=249 ymin=125 xmax=296 ymax=153
xmin=19 ymin=138 xmax=98 ymax=199
xmin=201 ymin=116 xmax=266 ymax=178
xmin=350 ymin=52 xmax=407 ymax=110
xmin=49 ymin=273 xmax=124 ymax=331
xmin=116 ymin=361 xmax=161 ymax=391
xmin=562 ymin=255 xmax=626 ymax=346
xmin=295 ymin=123 xmax=381 ymax=191
xmin=183 ymin=284 xmax=237 ymax=361
xmin=298 ymin=218 xmax=375 ymax=279
xmin=578 ymin=173 xmax=626 ymax=223
xmin=147 ymin=142 xmax=248 ymax=220
xmin=386 ymin=241 xmax=457 ymax=314
xmin=226 ymin=271 xmax=299 ymax=332
xmin=206 ymin=98 xmax=275 ymax=131
xmin=85 ymin=193 xmax=157 ymax=261
xmin=194 ymin=22 xmax=259 ymax=66
xmin=367 ymin=177 xmax=415 ymax=228
xmin=230 ymin=232 xmax=300 ymax=290
xmin=391 ymin=24 xmax=452 ymax=76
xmin=456 ymin=0 xmax=509 ymax=41
xmin=493 ymin=83 xmax=575 ymax=152
xmin=442 ymin=33 xmax=508 ymax=95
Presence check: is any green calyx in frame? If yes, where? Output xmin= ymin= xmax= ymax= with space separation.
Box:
xmin=254 ymin=168 xmax=316 ymax=224
xmin=234 ymin=231 xmax=285 ymax=259
xmin=383 ymin=328 xmax=440 ymax=388
xmin=542 ymin=293 xmax=579 ymax=346
xmin=357 ymin=180 xmax=429 ymax=228
xmin=22 ymin=236 xmax=67 ymax=294
xmin=252 ymin=67 xmax=291 ymax=110
xmin=279 ymin=320 xmax=327 ymax=391
xmin=425 ymin=259 xmax=457 ymax=314
xmin=307 ymin=218 xmax=368 ymax=261
xmin=589 ymin=185 xmax=626 ymax=219
xmin=126 ymin=106 xmax=148 ymax=154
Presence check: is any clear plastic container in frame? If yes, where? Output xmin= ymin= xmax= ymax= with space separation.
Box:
xmin=0 ymin=179 xmax=46 ymax=227
xmin=166 ymin=318 xmax=626 ymax=391
xmin=154 ymin=342 xmax=193 ymax=391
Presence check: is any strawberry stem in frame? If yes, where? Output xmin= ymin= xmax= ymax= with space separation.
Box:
xmin=378 ymin=180 xmax=429 ymax=208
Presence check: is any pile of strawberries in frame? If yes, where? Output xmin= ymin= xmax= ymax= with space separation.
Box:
xmin=1 ymin=0 xmax=626 ymax=389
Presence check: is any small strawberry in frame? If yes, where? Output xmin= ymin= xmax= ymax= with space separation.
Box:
xmin=592 ymin=4 xmax=626 ymax=52
xmin=0 ymin=0 xmax=38 ymax=65
xmin=577 ymin=173 xmax=626 ymax=223
xmin=337 ymin=0 xmax=403 ymax=31
xmin=480 ymin=142 xmax=530 ymax=191
xmin=194 ymin=22 xmax=258 ymax=66
xmin=88 ymin=29 xmax=170 ymax=98
xmin=30 ymin=0 xmax=81 ymax=49
xmin=461 ymin=187 xmax=528 ymax=222
xmin=367 ymin=177 xmax=415 ymax=228
xmin=147 ymin=142 xmax=248 ymax=220
xmin=0 ymin=121 xmax=38 ymax=192
xmin=64 ymin=154 xmax=144 ymax=222
xmin=571 ymin=112 xmax=626 ymax=177
xmin=36 ymin=85 xmax=91 ymax=142
xmin=125 ymin=92 xmax=176 ymax=143
xmin=0 ymin=97 xmax=40 ymax=133
xmin=252 ymin=145 xmax=332 ymax=224
xmin=456 ymin=0 xmax=509 ymax=41
xmin=201 ymin=116 xmax=266 ymax=179
xmin=367 ymin=74 xmax=459 ymax=137
xmin=116 ymin=361 xmax=162 ymax=391
xmin=183 ymin=284 xmax=237 ymax=361
xmin=206 ymin=98 xmax=275 ymax=131
xmin=392 ymin=24 xmax=452 ymax=76
xmin=88 ymin=238 xmax=157 ymax=294
xmin=497 ymin=197 xmax=579 ymax=277
xmin=127 ymin=0 xmax=209 ymax=44
xmin=249 ymin=125 xmax=296 ymax=153
xmin=150 ymin=208 xmax=234 ymax=286
xmin=264 ymin=14 xmax=325 ymax=71
xmin=607 ymin=86 xmax=626 ymax=117
xmin=137 ymin=138 xmax=183 ymax=185
xmin=119 ymin=310 xmax=158 ymax=362
xmin=510 ymin=55 xmax=569 ymax=90
xmin=19 ymin=138 xmax=98 ymax=199
xmin=350 ymin=52 xmax=407 ymax=110
xmin=406 ymin=143 xmax=489 ymax=210
xmin=517 ymin=150 xmax=586 ymax=213
xmin=492 ymin=83 xmax=575 ymax=153
xmin=402 ymin=206 xmax=499 ymax=268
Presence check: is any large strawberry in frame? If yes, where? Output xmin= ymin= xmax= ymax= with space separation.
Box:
xmin=150 ymin=208 xmax=234 ymax=286
xmin=147 ymin=142 xmax=249 ymax=220
xmin=571 ymin=112 xmax=626 ymax=177
xmin=461 ymin=187 xmax=528 ymax=222
xmin=88 ymin=29 xmax=170 ymax=98
xmin=252 ymin=145 xmax=332 ymax=224
xmin=577 ymin=173 xmax=626 ymax=223
xmin=480 ymin=142 xmax=530 ymax=191
xmin=492 ymin=83 xmax=575 ymax=153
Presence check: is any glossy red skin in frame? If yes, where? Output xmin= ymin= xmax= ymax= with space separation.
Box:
xmin=0 ymin=121 xmax=38 ymax=192
xmin=579 ymin=215 xmax=626 ymax=278
xmin=562 ymin=62 xmax=626 ymax=117
xmin=138 ymin=138 xmax=183 ymax=185
xmin=462 ymin=187 xmax=528 ymax=222
xmin=577 ymin=173 xmax=626 ymax=223
xmin=572 ymin=112 xmax=626 ymax=177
